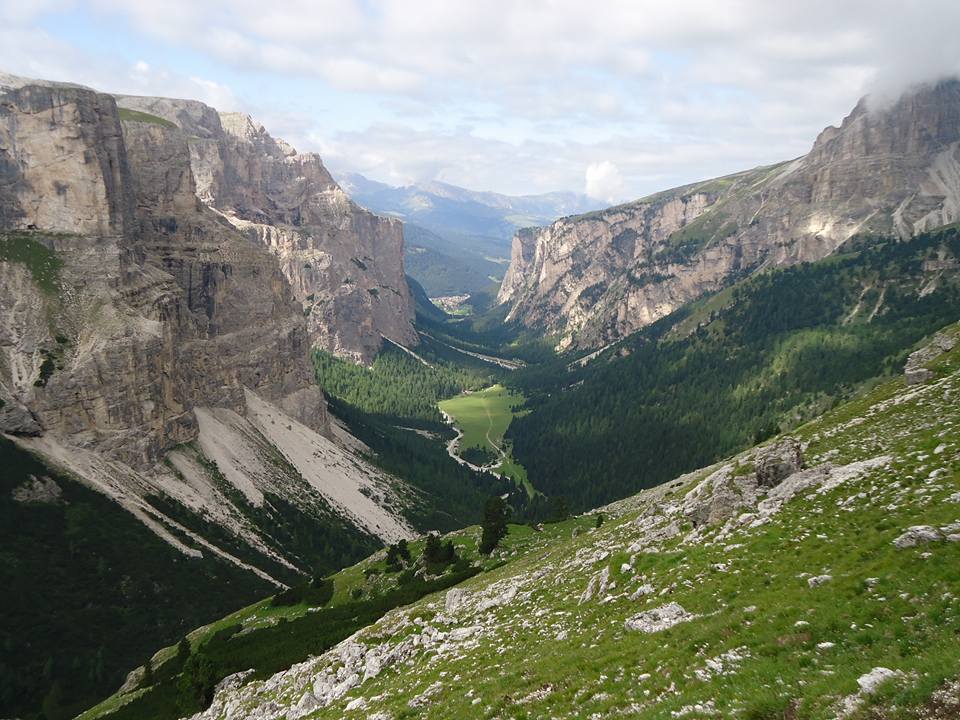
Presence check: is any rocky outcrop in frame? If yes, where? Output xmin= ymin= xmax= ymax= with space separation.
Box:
xmin=499 ymin=79 xmax=960 ymax=349
xmin=755 ymin=437 xmax=804 ymax=488
xmin=904 ymin=331 xmax=958 ymax=384
xmin=116 ymin=96 xmax=417 ymax=363
xmin=0 ymin=73 xmax=416 ymax=585
xmin=683 ymin=438 xmax=805 ymax=527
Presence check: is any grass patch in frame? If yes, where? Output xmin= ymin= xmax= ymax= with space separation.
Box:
xmin=439 ymin=384 xmax=533 ymax=493
xmin=117 ymin=108 xmax=177 ymax=129
xmin=0 ymin=232 xmax=62 ymax=294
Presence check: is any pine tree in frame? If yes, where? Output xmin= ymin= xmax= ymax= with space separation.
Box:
xmin=142 ymin=657 xmax=154 ymax=688
xmin=423 ymin=533 xmax=443 ymax=564
xmin=479 ymin=495 xmax=508 ymax=555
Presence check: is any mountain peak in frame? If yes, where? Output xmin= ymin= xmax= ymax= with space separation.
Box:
xmin=498 ymin=80 xmax=960 ymax=350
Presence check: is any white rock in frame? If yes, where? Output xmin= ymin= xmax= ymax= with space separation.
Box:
xmin=893 ymin=525 xmax=944 ymax=548
xmin=808 ymin=574 xmax=833 ymax=588
xmin=624 ymin=602 xmax=697 ymax=633
xmin=630 ymin=583 xmax=656 ymax=600
xmin=344 ymin=697 xmax=366 ymax=711
xmin=857 ymin=667 xmax=903 ymax=694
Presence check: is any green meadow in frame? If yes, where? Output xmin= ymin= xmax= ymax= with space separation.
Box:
xmin=438 ymin=384 xmax=533 ymax=493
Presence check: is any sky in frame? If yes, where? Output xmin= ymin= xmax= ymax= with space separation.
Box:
xmin=2 ymin=1 xmax=959 ymax=203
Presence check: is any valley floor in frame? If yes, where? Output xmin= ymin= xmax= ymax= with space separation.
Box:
xmin=438 ymin=384 xmax=532 ymax=494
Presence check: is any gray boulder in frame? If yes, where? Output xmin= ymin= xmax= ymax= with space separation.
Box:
xmin=756 ymin=437 xmax=804 ymax=488
xmin=893 ymin=525 xmax=944 ymax=548
xmin=0 ymin=399 xmax=42 ymax=436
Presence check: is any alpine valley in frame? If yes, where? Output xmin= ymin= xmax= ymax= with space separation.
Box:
xmin=2 ymin=68 xmax=960 ymax=720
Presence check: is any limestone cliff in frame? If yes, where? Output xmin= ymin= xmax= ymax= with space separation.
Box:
xmin=115 ymin=95 xmax=417 ymax=363
xmin=499 ymin=79 xmax=960 ymax=349
xmin=0 ymin=74 xmax=415 ymax=590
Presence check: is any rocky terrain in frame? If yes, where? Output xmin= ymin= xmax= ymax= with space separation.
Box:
xmin=498 ymin=79 xmax=960 ymax=350
xmin=0 ymin=72 xmax=418 ymax=581
xmin=83 ymin=323 xmax=960 ymax=720
xmin=115 ymin=96 xmax=417 ymax=364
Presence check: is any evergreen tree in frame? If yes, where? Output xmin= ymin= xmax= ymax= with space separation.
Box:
xmin=178 ymin=651 xmax=218 ymax=709
xmin=176 ymin=637 xmax=191 ymax=663
xmin=423 ymin=533 xmax=444 ymax=564
xmin=141 ymin=657 xmax=154 ymax=688
xmin=479 ymin=495 xmax=509 ymax=555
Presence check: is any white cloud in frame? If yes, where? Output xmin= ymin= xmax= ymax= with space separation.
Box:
xmin=3 ymin=1 xmax=960 ymax=199
xmin=584 ymin=161 xmax=625 ymax=204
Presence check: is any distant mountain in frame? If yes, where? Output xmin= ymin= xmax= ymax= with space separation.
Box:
xmin=338 ymin=173 xmax=602 ymax=297
xmin=498 ymin=79 xmax=960 ymax=350
xmin=338 ymin=173 xmax=601 ymax=240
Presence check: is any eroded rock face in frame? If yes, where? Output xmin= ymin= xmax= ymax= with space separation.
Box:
xmin=0 ymin=75 xmax=419 ymax=571
xmin=499 ymin=79 xmax=960 ymax=349
xmin=0 ymin=75 xmax=325 ymax=468
xmin=115 ymin=96 xmax=417 ymax=363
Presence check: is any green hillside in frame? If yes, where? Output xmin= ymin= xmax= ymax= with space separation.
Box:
xmin=506 ymin=225 xmax=960 ymax=510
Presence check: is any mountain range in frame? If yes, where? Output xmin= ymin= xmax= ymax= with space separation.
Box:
xmin=338 ymin=172 xmax=601 ymax=297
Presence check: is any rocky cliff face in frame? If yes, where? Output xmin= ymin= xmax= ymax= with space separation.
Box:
xmin=0 ymin=74 xmax=416 ymax=589
xmin=115 ymin=96 xmax=417 ymax=363
xmin=499 ymin=79 xmax=960 ymax=349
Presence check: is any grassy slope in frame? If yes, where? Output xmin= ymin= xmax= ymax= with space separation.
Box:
xmin=189 ymin=324 xmax=960 ymax=720
xmin=79 ymin=518 xmax=597 ymax=720
xmin=439 ymin=384 xmax=531 ymax=492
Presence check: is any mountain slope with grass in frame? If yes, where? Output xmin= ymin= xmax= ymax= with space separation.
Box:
xmin=91 ymin=322 xmax=960 ymax=720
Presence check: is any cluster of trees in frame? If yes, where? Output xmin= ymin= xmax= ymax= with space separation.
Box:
xmin=312 ymin=344 xmax=492 ymax=422
xmin=270 ymin=577 xmax=335 ymax=608
xmin=506 ymin=227 xmax=960 ymax=511
xmin=423 ymin=533 xmax=459 ymax=569
xmin=385 ymin=538 xmax=411 ymax=571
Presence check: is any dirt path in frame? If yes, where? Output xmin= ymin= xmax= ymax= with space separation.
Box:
xmin=484 ymin=405 xmax=508 ymax=463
